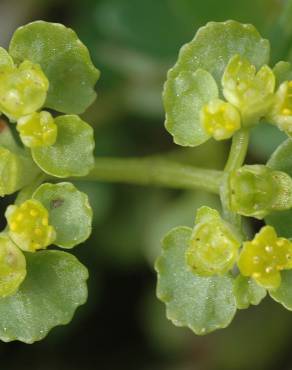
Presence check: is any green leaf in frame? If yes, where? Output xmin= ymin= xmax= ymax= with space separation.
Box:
xmin=269 ymin=270 xmax=292 ymax=310
xmin=155 ymin=226 xmax=237 ymax=335
xmin=164 ymin=69 xmax=218 ymax=147
xmin=273 ymin=61 xmax=292 ymax=87
xmin=267 ymin=138 xmax=292 ymax=176
xmin=0 ymin=250 xmax=88 ymax=343
xmin=265 ymin=139 xmax=292 ymax=237
xmin=32 ymin=115 xmax=95 ymax=177
xmin=167 ymin=20 xmax=270 ymax=88
xmin=9 ymin=21 xmax=100 ymax=114
xmin=33 ymin=182 xmax=92 ymax=248
xmin=233 ymin=275 xmax=266 ymax=309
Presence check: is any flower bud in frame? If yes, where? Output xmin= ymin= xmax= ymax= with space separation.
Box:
xmin=200 ymin=98 xmax=241 ymax=140
xmin=0 ymin=234 xmax=26 ymax=297
xmin=222 ymin=55 xmax=275 ymax=126
xmin=238 ymin=226 xmax=292 ymax=290
xmin=268 ymin=81 xmax=292 ymax=135
xmin=229 ymin=165 xmax=292 ymax=219
xmin=6 ymin=199 xmax=56 ymax=252
xmin=17 ymin=111 xmax=57 ymax=148
xmin=0 ymin=147 xmax=40 ymax=197
xmin=185 ymin=206 xmax=241 ymax=276
xmin=0 ymin=60 xmax=49 ymax=121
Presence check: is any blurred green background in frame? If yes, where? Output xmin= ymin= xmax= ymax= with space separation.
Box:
xmin=1 ymin=0 xmax=292 ymax=369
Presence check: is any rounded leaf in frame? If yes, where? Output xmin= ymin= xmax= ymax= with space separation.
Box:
xmin=164 ymin=69 xmax=218 ymax=146
xmin=167 ymin=20 xmax=270 ymax=88
xmin=32 ymin=115 xmax=95 ymax=177
xmin=273 ymin=61 xmax=292 ymax=87
xmin=270 ymin=270 xmax=292 ymax=310
xmin=33 ymin=182 xmax=92 ymax=248
xmin=155 ymin=227 xmax=237 ymax=335
xmin=9 ymin=21 xmax=100 ymax=114
xmin=0 ymin=250 xmax=88 ymax=343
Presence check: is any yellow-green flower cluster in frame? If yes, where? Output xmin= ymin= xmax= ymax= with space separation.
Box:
xmin=200 ymin=53 xmax=292 ymax=140
xmin=0 ymin=47 xmax=57 ymax=149
xmin=186 ymin=207 xmax=292 ymax=291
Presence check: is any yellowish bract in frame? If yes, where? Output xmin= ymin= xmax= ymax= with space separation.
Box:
xmin=238 ymin=226 xmax=292 ymax=290
xmin=222 ymin=54 xmax=275 ymax=126
xmin=200 ymin=98 xmax=241 ymax=140
xmin=0 ymin=60 xmax=49 ymax=121
xmin=17 ymin=111 xmax=57 ymax=148
xmin=6 ymin=199 xmax=56 ymax=252
xmin=186 ymin=206 xmax=241 ymax=276
xmin=0 ymin=234 xmax=26 ymax=297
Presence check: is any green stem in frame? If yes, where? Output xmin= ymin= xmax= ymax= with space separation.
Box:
xmin=224 ymin=129 xmax=250 ymax=172
xmin=221 ymin=129 xmax=250 ymax=226
xmin=81 ymin=156 xmax=223 ymax=194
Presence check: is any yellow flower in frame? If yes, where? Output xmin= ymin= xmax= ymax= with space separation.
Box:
xmin=17 ymin=111 xmax=57 ymax=148
xmin=186 ymin=206 xmax=241 ymax=276
xmin=6 ymin=199 xmax=56 ymax=252
xmin=0 ymin=60 xmax=49 ymax=121
xmin=200 ymin=98 xmax=241 ymax=140
xmin=238 ymin=226 xmax=292 ymax=290
xmin=222 ymin=54 xmax=275 ymax=126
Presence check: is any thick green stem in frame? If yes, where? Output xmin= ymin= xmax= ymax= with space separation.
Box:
xmin=81 ymin=156 xmax=223 ymax=194
xmin=221 ymin=129 xmax=250 ymax=226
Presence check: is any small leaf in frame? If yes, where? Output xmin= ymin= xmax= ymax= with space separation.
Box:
xmin=0 ymin=250 xmax=88 ymax=343
xmin=155 ymin=226 xmax=237 ymax=335
xmin=164 ymin=69 xmax=218 ymax=147
xmin=270 ymin=270 xmax=292 ymax=310
xmin=9 ymin=21 xmax=100 ymax=114
xmin=233 ymin=275 xmax=266 ymax=309
xmin=32 ymin=115 xmax=95 ymax=177
xmin=33 ymin=182 xmax=92 ymax=248
xmin=273 ymin=61 xmax=292 ymax=87
xmin=265 ymin=139 xmax=292 ymax=237
xmin=267 ymin=138 xmax=292 ymax=176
